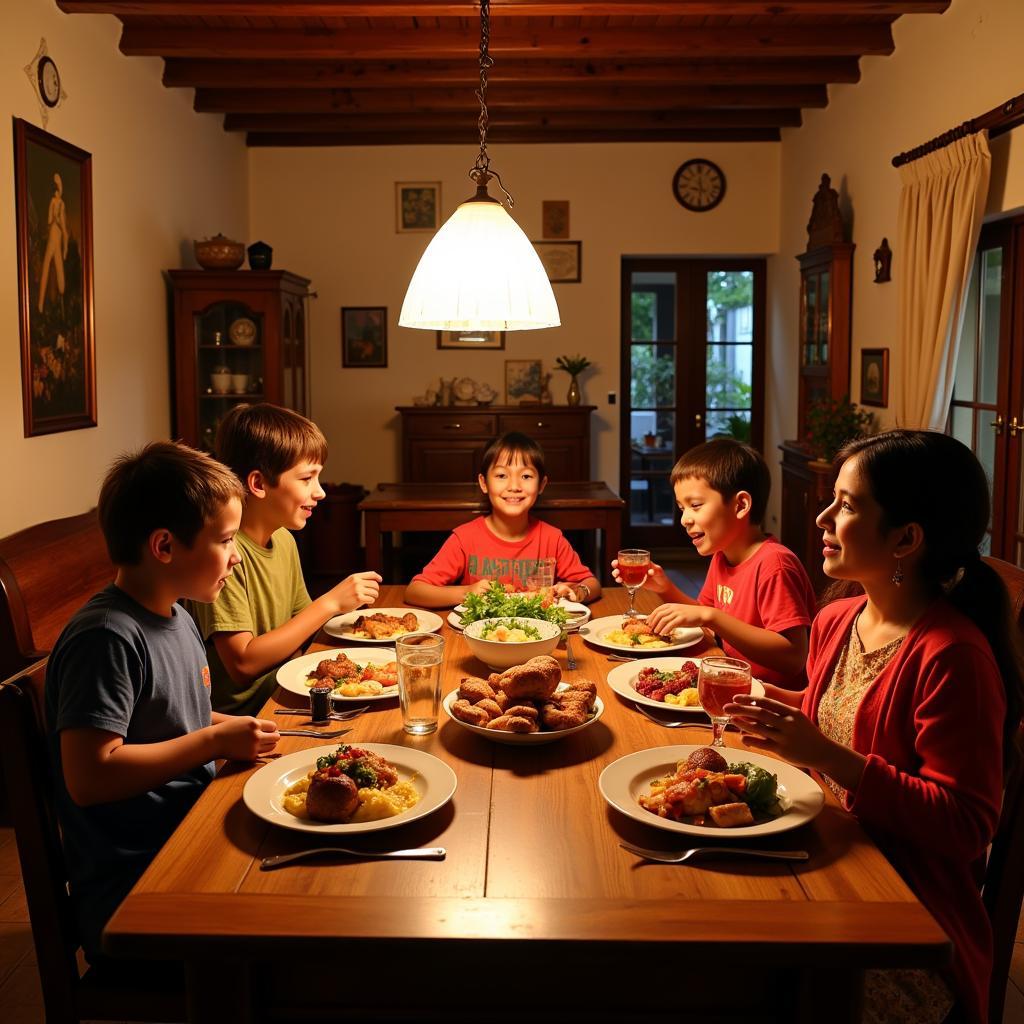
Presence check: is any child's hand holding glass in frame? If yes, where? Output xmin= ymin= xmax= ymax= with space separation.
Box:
xmin=611 ymin=558 xmax=670 ymax=594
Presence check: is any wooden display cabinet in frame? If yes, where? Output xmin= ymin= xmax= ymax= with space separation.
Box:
xmin=169 ymin=270 xmax=311 ymax=450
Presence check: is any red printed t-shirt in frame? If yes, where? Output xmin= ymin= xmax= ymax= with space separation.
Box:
xmin=411 ymin=516 xmax=592 ymax=588
xmin=697 ymin=535 xmax=816 ymax=688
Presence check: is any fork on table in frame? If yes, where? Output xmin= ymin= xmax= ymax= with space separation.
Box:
xmin=277 ymin=727 xmax=352 ymax=739
xmin=565 ymin=633 xmax=578 ymax=671
xmin=620 ymin=842 xmax=809 ymax=865
xmin=633 ymin=702 xmax=711 ymax=729
xmin=275 ymin=705 xmax=368 ymax=723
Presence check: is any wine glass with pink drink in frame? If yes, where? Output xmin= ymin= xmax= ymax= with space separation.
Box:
xmin=616 ymin=548 xmax=651 ymax=618
xmin=697 ymin=656 xmax=752 ymax=747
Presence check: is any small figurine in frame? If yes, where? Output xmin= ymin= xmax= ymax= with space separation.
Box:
xmin=872 ymin=238 xmax=892 ymax=283
xmin=806 ymin=173 xmax=845 ymax=248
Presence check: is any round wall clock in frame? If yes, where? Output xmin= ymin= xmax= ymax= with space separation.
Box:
xmin=672 ymin=159 xmax=726 ymax=212
xmin=37 ymin=55 xmax=61 ymax=108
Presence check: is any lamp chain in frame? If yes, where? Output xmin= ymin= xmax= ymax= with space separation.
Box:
xmin=470 ymin=0 xmax=514 ymax=206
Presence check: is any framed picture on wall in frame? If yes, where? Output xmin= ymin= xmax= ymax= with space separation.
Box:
xmin=395 ymin=181 xmax=441 ymax=233
xmin=860 ymin=348 xmax=889 ymax=407
xmin=533 ymin=240 xmax=581 ymax=283
xmin=542 ymin=200 xmax=570 ymax=239
xmin=14 ymin=117 xmax=96 ymax=437
xmin=341 ymin=306 xmax=387 ymax=368
xmin=436 ymin=329 xmax=505 ymax=350
xmin=505 ymin=359 xmax=543 ymax=405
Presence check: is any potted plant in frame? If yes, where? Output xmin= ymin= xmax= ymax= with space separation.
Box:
xmin=804 ymin=395 xmax=875 ymax=464
xmin=554 ymin=354 xmax=593 ymax=406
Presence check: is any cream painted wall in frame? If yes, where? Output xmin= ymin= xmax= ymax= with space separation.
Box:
xmin=0 ymin=0 xmax=247 ymax=536
xmin=249 ymin=142 xmax=779 ymax=493
xmin=766 ymin=0 xmax=1024 ymax=530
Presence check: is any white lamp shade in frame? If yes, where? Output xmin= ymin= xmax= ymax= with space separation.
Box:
xmin=399 ymin=198 xmax=560 ymax=331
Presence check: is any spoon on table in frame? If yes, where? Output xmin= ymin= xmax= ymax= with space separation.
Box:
xmin=261 ymin=846 xmax=446 ymax=870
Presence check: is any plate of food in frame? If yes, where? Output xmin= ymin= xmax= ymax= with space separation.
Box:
xmin=443 ymin=657 xmax=603 ymax=744
xmin=579 ymin=615 xmax=704 ymax=653
xmin=599 ymin=744 xmax=824 ymax=838
xmin=324 ymin=607 xmax=443 ymax=643
xmin=606 ymin=657 xmax=765 ymax=713
xmin=451 ymin=596 xmax=590 ymax=632
xmin=276 ymin=647 xmax=398 ymax=702
xmin=242 ymin=742 xmax=457 ymax=834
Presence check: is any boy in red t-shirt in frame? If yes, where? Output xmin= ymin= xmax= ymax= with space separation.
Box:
xmin=636 ymin=439 xmax=816 ymax=688
xmin=405 ymin=432 xmax=601 ymax=609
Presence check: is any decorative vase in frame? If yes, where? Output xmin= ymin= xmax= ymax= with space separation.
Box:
xmin=566 ymin=375 xmax=581 ymax=406
xmin=194 ymin=234 xmax=245 ymax=270
xmin=247 ymin=240 xmax=273 ymax=270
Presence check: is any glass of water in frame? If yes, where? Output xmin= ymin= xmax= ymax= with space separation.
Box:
xmin=395 ymin=632 xmax=445 ymax=735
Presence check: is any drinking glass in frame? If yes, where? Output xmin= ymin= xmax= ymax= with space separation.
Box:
xmin=697 ymin=656 xmax=752 ymax=747
xmin=616 ymin=548 xmax=651 ymax=618
xmin=524 ymin=557 xmax=555 ymax=595
xmin=395 ymin=632 xmax=445 ymax=735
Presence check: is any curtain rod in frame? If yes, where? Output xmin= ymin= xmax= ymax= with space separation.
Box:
xmin=891 ymin=91 xmax=1024 ymax=168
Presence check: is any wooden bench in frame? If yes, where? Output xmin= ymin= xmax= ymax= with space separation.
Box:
xmin=0 ymin=510 xmax=113 ymax=682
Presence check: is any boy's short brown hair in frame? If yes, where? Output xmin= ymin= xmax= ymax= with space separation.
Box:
xmin=98 ymin=441 xmax=244 ymax=566
xmin=480 ymin=431 xmax=547 ymax=479
xmin=216 ymin=403 xmax=328 ymax=488
xmin=670 ymin=438 xmax=771 ymax=525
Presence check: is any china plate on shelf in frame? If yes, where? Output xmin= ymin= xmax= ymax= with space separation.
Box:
xmin=599 ymin=745 xmax=824 ymax=838
xmin=606 ymin=657 xmax=764 ymax=714
xmin=579 ymin=615 xmax=703 ymax=653
xmin=276 ymin=647 xmax=398 ymax=702
xmin=441 ymin=685 xmax=604 ymax=745
xmin=324 ymin=607 xmax=443 ymax=643
xmin=243 ymin=743 xmax=457 ymax=835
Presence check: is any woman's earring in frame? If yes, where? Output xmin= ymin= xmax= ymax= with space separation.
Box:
xmin=891 ymin=558 xmax=904 ymax=587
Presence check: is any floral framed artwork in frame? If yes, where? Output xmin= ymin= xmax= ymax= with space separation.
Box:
xmin=14 ymin=118 xmax=96 ymax=437
xmin=533 ymin=240 xmax=581 ymax=283
xmin=436 ymin=329 xmax=505 ymax=351
xmin=395 ymin=181 xmax=441 ymax=233
xmin=341 ymin=307 xmax=387 ymax=368
xmin=860 ymin=348 xmax=889 ymax=407
xmin=542 ymin=200 xmax=569 ymax=239
xmin=505 ymin=359 xmax=543 ymax=404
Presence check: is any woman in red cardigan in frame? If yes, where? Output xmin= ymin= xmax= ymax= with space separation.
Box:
xmin=727 ymin=430 xmax=1023 ymax=1024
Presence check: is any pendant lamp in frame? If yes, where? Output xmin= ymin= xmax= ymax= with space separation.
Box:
xmin=398 ymin=0 xmax=560 ymax=332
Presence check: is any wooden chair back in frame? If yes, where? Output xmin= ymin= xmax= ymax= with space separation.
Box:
xmin=981 ymin=555 xmax=1024 ymax=1023
xmin=0 ymin=661 xmax=183 ymax=1022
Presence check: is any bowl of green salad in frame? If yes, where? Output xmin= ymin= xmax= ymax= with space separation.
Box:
xmin=463 ymin=616 xmax=561 ymax=670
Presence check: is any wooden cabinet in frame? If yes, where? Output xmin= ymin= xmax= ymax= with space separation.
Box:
xmin=169 ymin=270 xmax=311 ymax=450
xmin=779 ymin=441 xmax=835 ymax=594
xmin=396 ymin=405 xmax=595 ymax=482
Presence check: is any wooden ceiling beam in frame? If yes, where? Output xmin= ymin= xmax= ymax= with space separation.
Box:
xmin=121 ymin=24 xmax=894 ymax=59
xmin=164 ymin=57 xmax=861 ymax=90
xmin=196 ymin=84 xmax=826 ymax=113
xmin=222 ymin=108 xmax=801 ymax=131
xmin=59 ymin=1 xmax=949 ymax=16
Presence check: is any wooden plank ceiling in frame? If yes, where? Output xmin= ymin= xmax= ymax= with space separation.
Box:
xmin=57 ymin=1 xmax=949 ymax=146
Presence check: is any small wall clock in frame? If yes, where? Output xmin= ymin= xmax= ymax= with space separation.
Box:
xmin=24 ymin=39 xmax=68 ymax=128
xmin=672 ymin=159 xmax=726 ymax=212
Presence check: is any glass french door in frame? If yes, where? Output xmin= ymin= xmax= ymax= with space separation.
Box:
xmin=950 ymin=216 xmax=1024 ymax=565
xmin=620 ymin=258 xmax=765 ymax=548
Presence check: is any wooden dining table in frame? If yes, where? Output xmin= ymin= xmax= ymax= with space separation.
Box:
xmin=104 ymin=586 xmax=950 ymax=1023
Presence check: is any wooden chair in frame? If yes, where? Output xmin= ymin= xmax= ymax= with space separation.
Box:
xmin=0 ymin=660 xmax=184 ymax=1023
xmin=981 ymin=555 xmax=1024 ymax=1023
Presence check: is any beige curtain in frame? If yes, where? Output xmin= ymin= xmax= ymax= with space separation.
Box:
xmin=896 ymin=132 xmax=991 ymax=429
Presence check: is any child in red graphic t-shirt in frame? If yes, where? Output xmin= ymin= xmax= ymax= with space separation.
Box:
xmin=619 ymin=439 xmax=816 ymax=688
xmin=405 ymin=432 xmax=600 ymax=609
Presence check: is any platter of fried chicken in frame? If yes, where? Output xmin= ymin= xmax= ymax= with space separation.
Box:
xmin=276 ymin=647 xmax=399 ymax=702
xmin=579 ymin=615 xmax=704 ymax=653
xmin=324 ymin=607 xmax=443 ymax=643
xmin=443 ymin=654 xmax=604 ymax=744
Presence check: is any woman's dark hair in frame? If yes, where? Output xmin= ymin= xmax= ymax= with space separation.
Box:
xmin=836 ymin=429 xmax=1024 ymax=770
xmin=480 ymin=432 xmax=547 ymax=480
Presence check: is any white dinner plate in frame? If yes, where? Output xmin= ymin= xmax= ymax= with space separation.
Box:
xmin=599 ymin=745 xmax=824 ymax=838
xmin=448 ymin=611 xmax=465 ymax=631
xmin=441 ymin=685 xmax=604 ymax=745
xmin=606 ymin=658 xmax=765 ymax=714
xmin=276 ymin=647 xmax=398 ymax=702
xmin=579 ymin=615 xmax=704 ymax=653
xmin=324 ymin=607 xmax=443 ymax=643
xmin=243 ymin=743 xmax=457 ymax=835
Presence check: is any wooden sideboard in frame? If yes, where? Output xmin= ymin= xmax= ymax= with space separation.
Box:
xmin=779 ymin=441 xmax=835 ymax=595
xmin=396 ymin=405 xmax=595 ymax=482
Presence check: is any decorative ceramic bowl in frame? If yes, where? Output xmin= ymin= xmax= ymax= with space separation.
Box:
xmin=194 ymin=234 xmax=245 ymax=270
xmin=462 ymin=617 xmax=560 ymax=671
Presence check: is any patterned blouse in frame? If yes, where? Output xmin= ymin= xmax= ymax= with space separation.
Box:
xmin=817 ymin=617 xmax=956 ymax=1024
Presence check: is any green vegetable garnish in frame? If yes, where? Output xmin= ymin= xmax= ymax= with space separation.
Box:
xmin=480 ymin=618 xmax=542 ymax=640
xmin=460 ymin=582 xmax=568 ymax=630
xmin=728 ymin=761 xmax=780 ymax=813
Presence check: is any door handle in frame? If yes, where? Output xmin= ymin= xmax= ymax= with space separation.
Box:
xmin=695 ymin=413 xmax=703 ymax=428
xmin=1011 ymin=416 xmax=1021 ymax=438
xmin=992 ymin=415 xmax=1004 ymax=435
xmin=442 ymin=423 xmax=462 ymax=430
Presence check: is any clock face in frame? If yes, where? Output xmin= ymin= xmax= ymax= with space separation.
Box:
xmin=672 ymin=159 xmax=726 ymax=212
xmin=38 ymin=56 xmax=60 ymax=107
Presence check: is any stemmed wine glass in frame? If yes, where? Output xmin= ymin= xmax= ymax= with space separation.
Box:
xmin=616 ymin=548 xmax=651 ymax=618
xmin=696 ymin=656 xmax=752 ymax=747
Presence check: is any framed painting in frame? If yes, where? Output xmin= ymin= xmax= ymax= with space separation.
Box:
xmin=396 ymin=181 xmax=441 ymax=233
xmin=542 ymin=200 xmax=570 ymax=239
xmin=860 ymin=348 xmax=889 ymax=407
xmin=436 ymin=329 xmax=505 ymax=351
xmin=341 ymin=307 xmax=387 ymax=368
xmin=505 ymin=359 xmax=543 ymax=405
xmin=533 ymin=240 xmax=581 ymax=283
xmin=14 ymin=118 xmax=96 ymax=437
